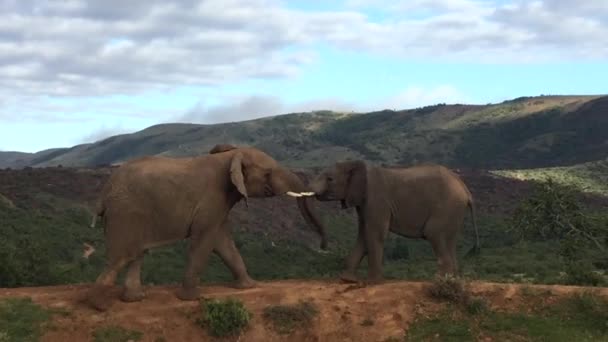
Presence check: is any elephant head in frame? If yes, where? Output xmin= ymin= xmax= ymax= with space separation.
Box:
xmin=310 ymin=160 xmax=367 ymax=209
xmin=210 ymin=144 xmax=328 ymax=249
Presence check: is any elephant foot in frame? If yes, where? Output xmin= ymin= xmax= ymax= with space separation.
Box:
xmin=176 ymin=286 xmax=201 ymax=301
xmin=120 ymin=287 xmax=146 ymax=303
xmin=233 ymin=277 xmax=257 ymax=289
xmin=365 ymin=276 xmax=385 ymax=286
xmin=82 ymin=285 xmax=116 ymax=312
xmin=339 ymin=272 xmax=359 ymax=284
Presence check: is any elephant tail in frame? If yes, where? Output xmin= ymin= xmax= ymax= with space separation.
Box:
xmin=464 ymin=197 xmax=481 ymax=258
xmin=90 ymin=200 xmax=105 ymax=228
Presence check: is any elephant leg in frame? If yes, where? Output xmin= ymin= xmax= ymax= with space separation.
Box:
xmin=340 ymin=236 xmax=366 ymax=283
xmin=176 ymin=222 xmax=221 ymax=301
xmin=85 ymin=255 xmax=132 ymax=311
xmin=364 ymin=211 xmax=390 ymax=284
xmin=121 ymin=252 xmax=146 ymax=302
xmin=427 ymin=212 xmax=463 ymax=277
xmin=429 ymin=236 xmax=455 ymax=277
xmin=426 ymin=222 xmax=457 ymax=277
xmin=340 ymin=207 xmax=367 ymax=283
xmin=213 ymin=224 xmax=256 ymax=289
xmin=447 ymin=235 xmax=459 ymax=276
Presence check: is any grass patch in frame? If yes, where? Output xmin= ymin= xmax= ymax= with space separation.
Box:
xmin=196 ymin=297 xmax=252 ymax=337
xmin=92 ymin=326 xmax=143 ymax=342
xmin=0 ymin=297 xmax=53 ymax=342
xmin=406 ymin=291 xmax=608 ymax=341
xmin=262 ymin=300 xmax=319 ymax=335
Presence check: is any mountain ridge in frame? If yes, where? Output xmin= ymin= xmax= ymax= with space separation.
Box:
xmin=1 ymin=94 xmax=606 ymax=170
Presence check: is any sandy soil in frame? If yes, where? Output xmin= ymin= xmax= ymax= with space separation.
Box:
xmin=1 ymin=280 xmax=607 ymax=342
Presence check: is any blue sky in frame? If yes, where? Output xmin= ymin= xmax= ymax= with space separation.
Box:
xmin=0 ymin=0 xmax=607 ymax=152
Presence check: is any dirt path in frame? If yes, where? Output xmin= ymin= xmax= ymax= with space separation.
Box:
xmin=1 ymin=280 xmax=607 ymax=342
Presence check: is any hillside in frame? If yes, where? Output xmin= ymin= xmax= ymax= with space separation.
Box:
xmin=1 ymin=94 xmax=608 ymax=341
xmin=493 ymin=158 xmax=608 ymax=196
xmin=2 ymin=95 xmax=607 ymax=170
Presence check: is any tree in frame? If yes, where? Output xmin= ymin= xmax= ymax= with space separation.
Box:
xmin=511 ymin=178 xmax=607 ymax=285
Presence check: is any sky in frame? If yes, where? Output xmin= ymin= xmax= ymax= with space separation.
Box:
xmin=0 ymin=0 xmax=607 ymax=153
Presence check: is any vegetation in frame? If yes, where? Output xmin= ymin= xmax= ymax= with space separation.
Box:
xmin=0 ymin=297 xmax=53 ymax=342
xmin=405 ymin=291 xmax=608 ymax=341
xmin=195 ymin=298 xmax=252 ymax=337
xmin=493 ymin=158 xmax=608 ymax=196
xmin=427 ymin=275 xmax=470 ymax=304
xmin=427 ymin=276 xmax=489 ymax=316
xmin=262 ymin=300 xmax=319 ymax=335
xmin=511 ymin=178 xmax=607 ymax=286
xmin=1 ymin=178 xmax=606 ymax=288
xmin=92 ymin=326 xmax=143 ymax=342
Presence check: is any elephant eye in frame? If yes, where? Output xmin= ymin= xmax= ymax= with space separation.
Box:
xmin=327 ymin=176 xmax=333 ymax=182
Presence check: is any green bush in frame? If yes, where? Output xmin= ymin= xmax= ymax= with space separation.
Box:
xmin=427 ymin=275 xmax=470 ymax=304
xmin=92 ymin=326 xmax=143 ymax=342
xmin=196 ymin=298 xmax=252 ymax=337
xmin=0 ymin=297 xmax=52 ymax=342
xmin=465 ymin=296 xmax=489 ymax=315
xmin=511 ymin=178 xmax=607 ymax=286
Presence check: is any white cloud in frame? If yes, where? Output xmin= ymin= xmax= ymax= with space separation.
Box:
xmin=0 ymin=0 xmax=606 ymax=139
xmin=381 ymin=85 xmax=469 ymax=110
xmin=180 ymin=85 xmax=467 ymax=124
xmin=0 ymin=0 xmax=605 ymax=102
xmin=79 ymin=124 xmax=133 ymax=144
xmin=182 ymin=94 xmax=355 ymax=124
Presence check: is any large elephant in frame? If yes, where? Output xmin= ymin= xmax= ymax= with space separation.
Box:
xmin=309 ymin=160 xmax=479 ymax=284
xmin=85 ymin=144 xmax=327 ymax=311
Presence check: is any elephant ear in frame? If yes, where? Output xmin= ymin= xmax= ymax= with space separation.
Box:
xmin=210 ymin=143 xmax=238 ymax=154
xmin=343 ymin=160 xmax=367 ymax=208
xmin=230 ymin=152 xmax=248 ymax=203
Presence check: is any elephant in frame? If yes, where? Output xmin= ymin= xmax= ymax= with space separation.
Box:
xmin=309 ymin=160 xmax=480 ymax=284
xmin=84 ymin=144 xmax=327 ymax=311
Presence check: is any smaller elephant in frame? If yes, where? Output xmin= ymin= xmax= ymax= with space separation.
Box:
xmin=310 ymin=160 xmax=479 ymax=283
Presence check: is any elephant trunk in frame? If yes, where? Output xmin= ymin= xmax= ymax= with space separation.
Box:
xmin=272 ymin=167 xmax=328 ymax=250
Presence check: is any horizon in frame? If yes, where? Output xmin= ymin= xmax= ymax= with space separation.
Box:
xmin=1 ymin=1 xmax=607 ymax=153
xmin=1 ymin=93 xmax=605 ymax=154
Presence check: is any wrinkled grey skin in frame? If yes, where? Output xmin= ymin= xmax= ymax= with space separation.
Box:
xmin=310 ymin=160 xmax=479 ymax=284
xmin=85 ymin=144 xmax=327 ymax=311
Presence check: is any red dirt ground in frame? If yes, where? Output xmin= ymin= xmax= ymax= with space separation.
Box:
xmin=1 ymin=280 xmax=607 ymax=342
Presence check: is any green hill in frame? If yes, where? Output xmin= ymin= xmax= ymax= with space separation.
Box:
xmin=493 ymin=158 xmax=608 ymax=196
xmin=1 ymin=95 xmax=606 ymax=170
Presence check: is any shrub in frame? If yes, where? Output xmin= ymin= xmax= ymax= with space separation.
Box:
xmin=511 ymin=178 xmax=607 ymax=285
xmin=262 ymin=300 xmax=319 ymax=335
xmin=465 ymin=296 xmax=489 ymax=315
xmin=427 ymin=275 xmax=470 ymax=304
xmin=0 ymin=297 xmax=52 ymax=342
xmin=196 ymin=298 xmax=252 ymax=337
xmin=563 ymin=261 xmax=605 ymax=286
xmin=92 ymin=326 xmax=143 ymax=342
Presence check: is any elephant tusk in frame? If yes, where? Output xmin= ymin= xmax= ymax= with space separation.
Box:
xmin=286 ymin=191 xmax=315 ymax=197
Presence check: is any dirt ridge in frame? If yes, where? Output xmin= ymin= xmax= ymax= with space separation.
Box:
xmin=2 ymin=280 xmax=607 ymax=342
